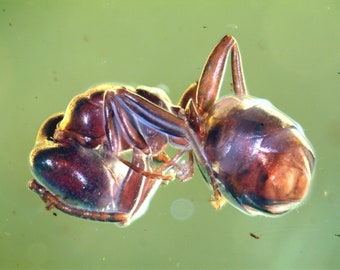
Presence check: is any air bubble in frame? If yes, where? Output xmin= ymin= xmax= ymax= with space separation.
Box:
xmin=170 ymin=198 xmax=194 ymax=221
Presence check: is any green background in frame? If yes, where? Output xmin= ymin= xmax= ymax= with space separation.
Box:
xmin=0 ymin=0 xmax=339 ymax=269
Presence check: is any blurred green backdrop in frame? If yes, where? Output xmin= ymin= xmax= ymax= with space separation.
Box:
xmin=0 ymin=0 xmax=339 ymax=269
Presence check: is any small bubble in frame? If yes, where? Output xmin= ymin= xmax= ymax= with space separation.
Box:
xmin=170 ymin=198 xmax=194 ymax=221
xmin=226 ymin=24 xmax=238 ymax=29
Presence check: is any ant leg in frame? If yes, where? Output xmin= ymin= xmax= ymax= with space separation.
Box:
xmin=195 ymin=35 xmax=248 ymax=113
xmin=114 ymin=87 xmax=208 ymax=180
xmin=153 ymin=151 xmax=171 ymax=163
xmin=116 ymin=154 xmax=175 ymax=181
xmin=178 ymin=82 xmax=197 ymax=109
xmin=110 ymin=83 xmax=227 ymax=208
xmin=173 ymin=151 xmax=194 ymax=182
xmin=231 ymin=43 xmax=247 ymax=96
xmin=115 ymin=87 xmax=189 ymax=139
xmin=209 ymin=191 xmax=228 ymax=210
xmin=196 ymin=35 xmax=236 ymax=114
xmin=154 ymin=150 xmax=194 ymax=182
xmin=29 ymin=180 xmax=129 ymax=223
xmin=118 ymin=149 xmax=194 ymax=182
xmin=104 ymin=90 xmax=149 ymax=153
xmin=103 ymin=91 xmax=120 ymax=152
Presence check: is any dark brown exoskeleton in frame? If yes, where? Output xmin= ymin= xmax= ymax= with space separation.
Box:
xmin=117 ymin=35 xmax=315 ymax=216
xmin=29 ymin=84 xmax=190 ymax=226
